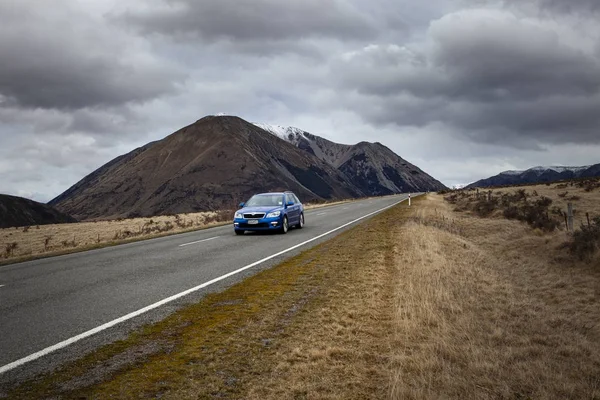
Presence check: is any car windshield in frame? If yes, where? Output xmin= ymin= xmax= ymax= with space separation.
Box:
xmin=245 ymin=194 xmax=284 ymax=207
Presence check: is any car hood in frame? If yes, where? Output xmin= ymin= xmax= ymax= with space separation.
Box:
xmin=236 ymin=206 xmax=281 ymax=214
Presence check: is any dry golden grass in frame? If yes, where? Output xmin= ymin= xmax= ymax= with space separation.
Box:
xmin=0 ymin=210 xmax=232 ymax=262
xmin=5 ymin=194 xmax=599 ymax=399
xmin=389 ymin=195 xmax=600 ymax=399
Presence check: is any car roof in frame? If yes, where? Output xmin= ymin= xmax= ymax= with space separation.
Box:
xmin=255 ymin=190 xmax=294 ymax=196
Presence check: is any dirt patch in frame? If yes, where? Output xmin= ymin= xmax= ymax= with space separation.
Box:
xmin=58 ymin=340 xmax=176 ymax=393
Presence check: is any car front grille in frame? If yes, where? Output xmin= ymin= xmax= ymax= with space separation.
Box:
xmin=239 ymin=222 xmax=270 ymax=228
xmin=243 ymin=213 xmax=266 ymax=219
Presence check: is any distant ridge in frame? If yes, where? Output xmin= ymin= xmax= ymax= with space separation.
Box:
xmin=255 ymin=123 xmax=447 ymax=195
xmin=467 ymin=164 xmax=600 ymax=188
xmin=0 ymin=194 xmax=76 ymax=228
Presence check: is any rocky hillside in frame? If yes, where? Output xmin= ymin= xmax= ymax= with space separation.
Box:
xmin=467 ymin=164 xmax=600 ymax=188
xmin=49 ymin=116 xmax=364 ymax=220
xmin=255 ymin=124 xmax=447 ymax=195
xmin=0 ymin=194 xmax=77 ymax=228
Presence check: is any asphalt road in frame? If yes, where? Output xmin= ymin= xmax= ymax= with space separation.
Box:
xmin=0 ymin=194 xmax=410 ymax=382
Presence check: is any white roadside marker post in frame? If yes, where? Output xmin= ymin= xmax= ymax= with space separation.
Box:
xmin=408 ymin=193 xmax=411 ymax=206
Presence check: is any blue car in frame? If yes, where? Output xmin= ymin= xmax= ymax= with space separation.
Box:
xmin=233 ymin=191 xmax=305 ymax=235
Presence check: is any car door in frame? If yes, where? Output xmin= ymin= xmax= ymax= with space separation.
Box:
xmin=286 ymin=194 xmax=300 ymax=224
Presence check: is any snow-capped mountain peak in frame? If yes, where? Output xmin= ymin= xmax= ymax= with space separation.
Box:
xmin=252 ymin=123 xmax=307 ymax=145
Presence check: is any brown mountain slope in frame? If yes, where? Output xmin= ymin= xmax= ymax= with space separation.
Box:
xmin=49 ymin=116 xmax=364 ymax=220
xmin=336 ymin=142 xmax=447 ymax=195
xmin=255 ymin=124 xmax=447 ymax=195
xmin=0 ymin=194 xmax=77 ymax=228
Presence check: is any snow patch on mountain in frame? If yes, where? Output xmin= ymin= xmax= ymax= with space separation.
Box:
xmin=253 ymin=123 xmax=306 ymax=145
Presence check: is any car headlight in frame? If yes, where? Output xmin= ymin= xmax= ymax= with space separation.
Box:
xmin=266 ymin=210 xmax=281 ymax=218
xmin=234 ymin=212 xmax=243 ymax=219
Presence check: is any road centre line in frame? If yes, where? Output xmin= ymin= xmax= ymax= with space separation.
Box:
xmin=0 ymin=196 xmax=408 ymax=375
xmin=179 ymin=236 xmax=220 ymax=247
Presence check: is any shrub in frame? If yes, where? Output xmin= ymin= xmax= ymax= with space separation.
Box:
xmin=44 ymin=236 xmax=52 ymax=251
xmin=520 ymin=197 xmax=559 ymax=232
xmin=515 ymin=189 xmax=527 ymax=201
xmin=503 ymin=206 xmax=520 ymax=220
xmin=558 ymin=191 xmax=568 ymax=198
xmin=444 ymin=193 xmax=459 ymax=204
xmin=4 ymin=242 xmax=18 ymax=258
xmin=473 ymin=198 xmax=498 ymax=217
xmin=569 ymin=216 xmax=600 ymax=260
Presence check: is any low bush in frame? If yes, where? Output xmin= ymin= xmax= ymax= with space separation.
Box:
xmin=521 ymin=199 xmax=559 ymax=232
xmin=569 ymin=216 xmax=600 ymax=261
xmin=473 ymin=198 xmax=498 ymax=217
xmin=4 ymin=242 xmax=18 ymax=258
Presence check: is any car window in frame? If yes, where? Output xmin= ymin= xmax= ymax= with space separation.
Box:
xmin=285 ymin=194 xmax=294 ymax=204
xmin=245 ymin=194 xmax=284 ymax=207
xmin=292 ymin=193 xmax=301 ymax=204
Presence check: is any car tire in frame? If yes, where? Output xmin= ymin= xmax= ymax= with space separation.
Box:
xmin=296 ymin=213 xmax=304 ymax=229
xmin=280 ymin=216 xmax=289 ymax=234
xmin=235 ymin=230 xmax=245 ymax=235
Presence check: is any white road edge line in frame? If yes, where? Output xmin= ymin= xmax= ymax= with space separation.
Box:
xmin=316 ymin=212 xmax=327 ymax=216
xmin=178 ymin=236 xmax=220 ymax=247
xmin=0 ymin=285 xmax=4 ymax=288
xmin=0 ymin=196 xmax=409 ymax=375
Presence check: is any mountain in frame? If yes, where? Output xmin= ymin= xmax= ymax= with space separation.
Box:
xmin=467 ymin=164 xmax=600 ymax=188
xmin=0 ymin=194 xmax=77 ymax=228
xmin=49 ymin=116 xmax=364 ymax=220
xmin=50 ymin=116 xmax=447 ymax=221
xmin=254 ymin=124 xmax=447 ymax=194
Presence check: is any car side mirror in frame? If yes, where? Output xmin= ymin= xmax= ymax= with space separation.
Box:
xmin=286 ymin=201 xmax=294 ymax=207
xmin=239 ymin=202 xmax=245 ymax=208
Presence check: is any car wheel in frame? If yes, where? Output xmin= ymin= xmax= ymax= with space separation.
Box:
xmin=297 ymin=213 xmax=304 ymax=229
xmin=235 ymin=230 xmax=245 ymax=235
xmin=280 ymin=216 xmax=288 ymax=234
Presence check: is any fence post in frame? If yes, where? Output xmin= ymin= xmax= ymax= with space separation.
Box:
xmin=487 ymin=190 xmax=492 ymax=201
xmin=567 ymin=203 xmax=574 ymax=232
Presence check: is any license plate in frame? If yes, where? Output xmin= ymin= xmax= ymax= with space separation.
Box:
xmin=248 ymin=220 xmax=259 ymax=225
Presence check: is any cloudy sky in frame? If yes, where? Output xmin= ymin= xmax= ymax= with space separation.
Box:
xmin=2 ymin=0 xmax=600 ymax=201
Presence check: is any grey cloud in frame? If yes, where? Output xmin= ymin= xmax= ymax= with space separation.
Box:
xmin=333 ymin=9 xmax=600 ymax=147
xmin=119 ymin=0 xmax=378 ymax=43
xmin=0 ymin=1 xmax=183 ymax=110
xmin=510 ymin=0 xmax=600 ymax=14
